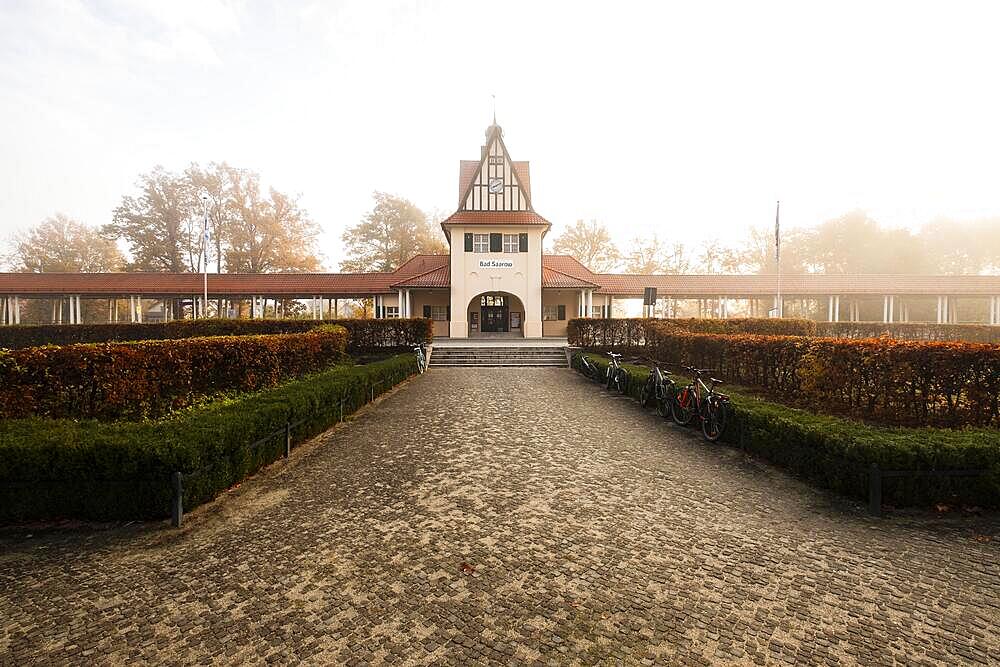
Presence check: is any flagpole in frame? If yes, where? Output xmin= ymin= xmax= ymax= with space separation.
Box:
xmin=775 ymin=200 xmax=781 ymax=318
xmin=201 ymin=195 xmax=209 ymax=319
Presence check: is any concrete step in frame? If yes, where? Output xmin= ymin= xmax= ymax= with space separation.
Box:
xmin=429 ymin=346 xmax=568 ymax=368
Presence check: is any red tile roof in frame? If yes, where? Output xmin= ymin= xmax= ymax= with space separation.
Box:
xmin=542 ymin=267 xmax=600 ymax=289
xmin=440 ymin=211 xmax=551 ymax=227
xmin=589 ymin=273 xmax=1000 ymax=297
xmin=391 ymin=264 xmax=450 ymax=288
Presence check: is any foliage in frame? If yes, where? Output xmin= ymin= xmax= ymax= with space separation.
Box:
xmin=103 ymin=163 xmax=321 ymax=274
xmin=818 ymin=322 xmax=1000 ymax=344
xmin=550 ymin=219 xmax=622 ymax=272
xmin=0 ymin=354 xmax=418 ymax=521
xmin=0 ymin=327 xmax=349 ymax=420
xmin=571 ymin=353 xmax=1000 ymax=508
xmin=340 ymin=191 xmax=447 ymax=272
xmin=567 ymin=317 xmax=817 ymax=351
xmin=641 ymin=324 xmax=1000 ymax=428
xmin=0 ymin=317 xmax=433 ymax=352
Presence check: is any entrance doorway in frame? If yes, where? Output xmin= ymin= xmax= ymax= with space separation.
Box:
xmin=480 ymin=294 xmax=508 ymax=332
xmin=468 ymin=292 xmax=524 ymax=337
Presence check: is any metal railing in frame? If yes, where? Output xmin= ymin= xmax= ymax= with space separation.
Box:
xmin=867 ymin=464 xmax=988 ymax=517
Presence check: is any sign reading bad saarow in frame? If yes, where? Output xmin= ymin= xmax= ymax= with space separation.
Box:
xmin=478 ymin=260 xmax=514 ymax=269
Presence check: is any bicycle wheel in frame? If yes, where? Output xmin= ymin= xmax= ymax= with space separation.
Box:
xmin=639 ymin=376 xmax=654 ymax=407
xmin=671 ymin=387 xmax=695 ymax=426
xmin=655 ymin=383 xmax=674 ymax=418
xmin=701 ymin=397 xmax=729 ymax=442
xmin=605 ymin=366 xmax=614 ymax=390
xmin=615 ymin=368 xmax=629 ymax=395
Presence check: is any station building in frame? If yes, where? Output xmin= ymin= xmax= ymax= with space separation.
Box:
xmin=3 ymin=122 xmax=1000 ymax=333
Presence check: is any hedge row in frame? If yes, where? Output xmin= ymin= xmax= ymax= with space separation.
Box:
xmin=0 ymin=317 xmax=434 ymax=352
xmin=0 ymin=353 xmax=419 ymax=521
xmin=567 ymin=317 xmax=817 ymax=351
xmin=643 ymin=324 xmax=1000 ymax=428
xmin=817 ymin=321 xmax=1000 ymax=344
xmin=572 ymin=353 xmax=1000 ymax=509
xmin=0 ymin=326 xmax=349 ymax=420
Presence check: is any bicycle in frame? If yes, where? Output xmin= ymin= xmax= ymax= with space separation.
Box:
xmin=639 ymin=360 xmax=677 ymax=419
xmin=578 ymin=354 xmax=602 ymax=382
xmin=605 ymin=353 xmax=629 ymax=395
xmin=671 ymin=366 xmax=731 ymax=442
xmin=413 ymin=345 xmax=427 ymax=374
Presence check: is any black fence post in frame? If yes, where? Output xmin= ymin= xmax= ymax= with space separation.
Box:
xmin=285 ymin=421 xmax=291 ymax=458
xmin=171 ymin=471 xmax=183 ymax=528
xmin=868 ymin=464 xmax=882 ymax=517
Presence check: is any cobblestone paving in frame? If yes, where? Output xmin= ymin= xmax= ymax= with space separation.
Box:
xmin=2 ymin=368 xmax=999 ymax=665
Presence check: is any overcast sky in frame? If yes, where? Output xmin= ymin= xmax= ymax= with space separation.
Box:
xmin=2 ymin=0 xmax=999 ymax=270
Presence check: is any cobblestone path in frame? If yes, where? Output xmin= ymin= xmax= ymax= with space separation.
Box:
xmin=2 ymin=368 xmax=998 ymax=665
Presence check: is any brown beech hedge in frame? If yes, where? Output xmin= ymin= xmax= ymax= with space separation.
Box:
xmin=644 ymin=324 xmax=1000 ymax=428
xmin=817 ymin=321 xmax=1000 ymax=344
xmin=567 ymin=317 xmax=817 ymax=351
xmin=0 ymin=317 xmax=433 ymax=352
xmin=0 ymin=326 xmax=348 ymax=420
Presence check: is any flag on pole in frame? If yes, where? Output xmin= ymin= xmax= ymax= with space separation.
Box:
xmin=774 ymin=200 xmax=781 ymax=265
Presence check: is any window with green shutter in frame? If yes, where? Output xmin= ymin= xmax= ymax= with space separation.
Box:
xmin=489 ymin=233 xmax=502 ymax=252
xmin=557 ymin=304 xmax=566 ymax=320
xmin=464 ymin=233 xmax=473 ymax=252
xmin=519 ymin=233 xmax=528 ymax=252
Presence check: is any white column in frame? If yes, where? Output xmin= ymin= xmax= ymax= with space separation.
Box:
xmin=605 ymin=294 xmax=611 ymax=318
xmin=991 ymin=297 xmax=998 ymax=326
xmin=882 ymin=296 xmax=889 ymax=323
xmin=406 ymin=290 xmax=412 ymax=319
xmin=12 ymin=296 xmax=19 ymax=325
xmin=585 ymin=290 xmax=593 ymax=318
xmin=828 ymin=296 xmax=834 ymax=322
xmin=334 ymin=298 xmax=339 ymax=318
xmin=136 ymin=297 xmax=143 ymax=323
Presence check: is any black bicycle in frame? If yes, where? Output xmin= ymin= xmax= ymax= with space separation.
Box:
xmin=639 ymin=360 xmax=677 ymax=418
xmin=578 ymin=354 xmax=602 ymax=382
xmin=672 ymin=366 xmax=731 ymax=442
xmin=605 ymin=353 xmax=629 ymax=395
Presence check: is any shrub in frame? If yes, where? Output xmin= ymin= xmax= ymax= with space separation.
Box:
xmin=642 ymin=324 xmax=1000 ymax=428
xmin=567 ymin=317 xmax=816 ymax=351
xmin=0 ymin=353 xmax=419 ymax=521
xmin=571 ymin=352 xmax=1000 ymax=508
xmin=818 ymin=322 xmax=1000 ymax=344
xmin=0 ymin=318 xmax=433 ymax=352
xmin=0 ymin=327 xmax=349 ymax=420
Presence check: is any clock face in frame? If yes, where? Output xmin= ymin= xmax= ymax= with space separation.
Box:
xmin=488 ymin=177 xmax=503 ymax=194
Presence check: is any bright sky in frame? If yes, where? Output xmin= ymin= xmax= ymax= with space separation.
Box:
xmin=2 ymin=0 xmax=999 ymax=270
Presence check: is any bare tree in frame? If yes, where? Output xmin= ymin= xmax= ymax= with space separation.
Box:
xmin=550 ymin=219 xmax=622 ymax=272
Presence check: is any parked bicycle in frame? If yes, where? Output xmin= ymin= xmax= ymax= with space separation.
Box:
xmin=639 ymin=360 xmax=677 ymax=419
xmin=605 ymin=353 xmax=629 ymax=395
xmin=413 ymin=345 xmax=427 ymax=374
xmin=671 ymin=366 xmax=731 ymax=441
xmin=578 ymin=353 xmax=602 ymax=382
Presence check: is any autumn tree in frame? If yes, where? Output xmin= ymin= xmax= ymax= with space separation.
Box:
xmin=6 ymin=214 xmax=125 ymax=323
xmin=340 ymin=192 xmax=447 ymax=272
xmin=550 ymin=219 xmax=622 ymax=272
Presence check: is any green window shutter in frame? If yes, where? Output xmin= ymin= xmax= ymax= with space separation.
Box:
xmin=423 ymin=305 xmax=431 ymax=318
xmin=519 ymin=233 xmax=528 ymax=252
xmin=464 ymin=233 xmax=473 ymax=252
xmin=446 ymin=306 xmax=451 ymax=320
xmin=557 ymin=304 xmax=566 ymax=320
xmin=489 ymin=233 xmax=502 ymax=252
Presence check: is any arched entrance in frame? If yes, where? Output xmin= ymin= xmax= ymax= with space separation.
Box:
xmin=468 ymin=292 xmax=525 ymax=337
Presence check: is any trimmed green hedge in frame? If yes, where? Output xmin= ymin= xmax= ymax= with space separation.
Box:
xmin=0 ymin=318 xmax=434 ymax=352
xmin=0 ymin=353 xmax=419 ymax=522
xmin=571 ymin=352 xmax=1000 ymax=509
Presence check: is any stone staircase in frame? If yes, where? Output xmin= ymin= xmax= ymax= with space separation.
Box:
xmin=428 ymin=346 xmax=568 ymax=368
